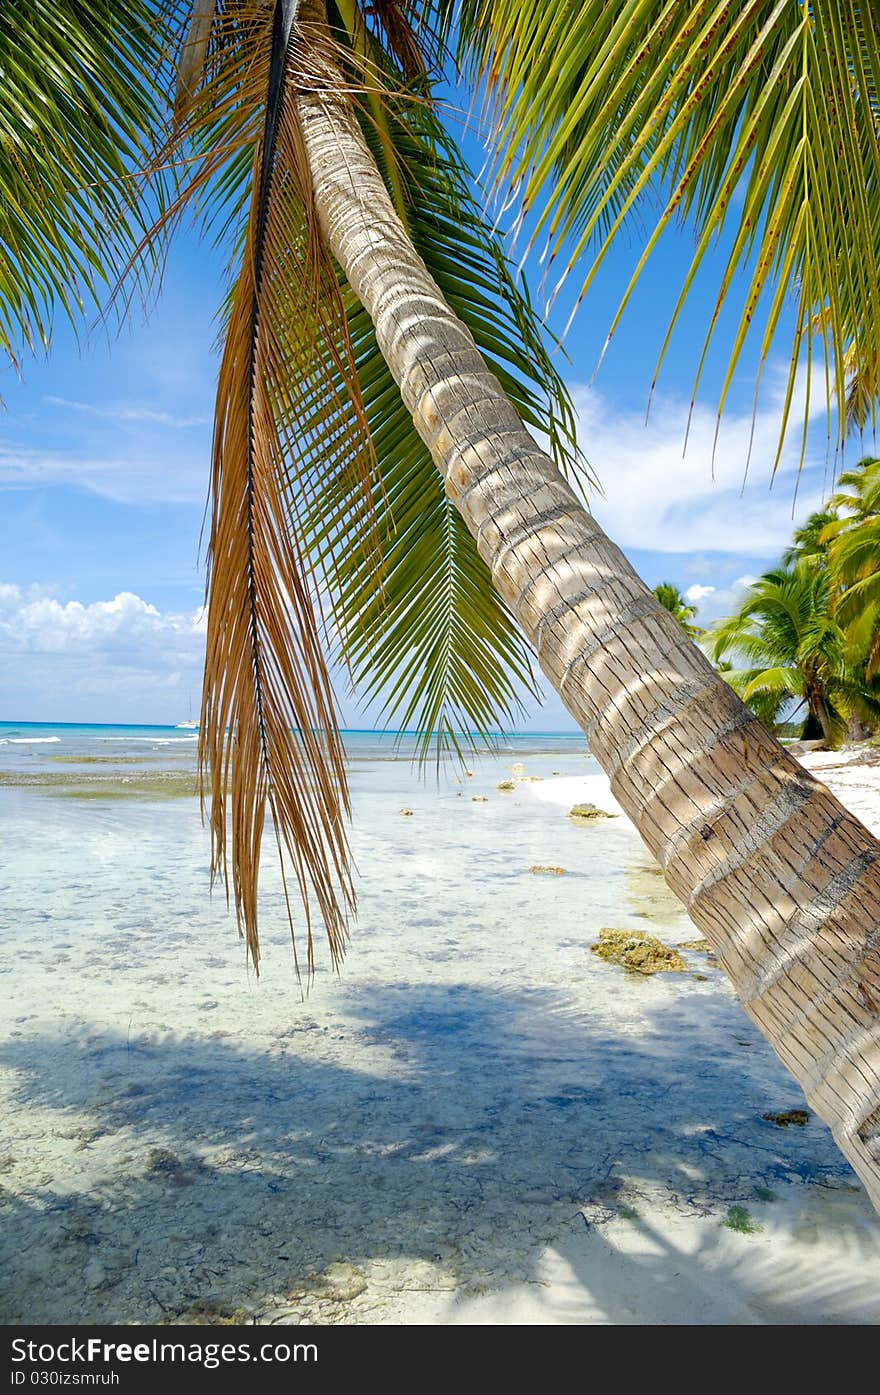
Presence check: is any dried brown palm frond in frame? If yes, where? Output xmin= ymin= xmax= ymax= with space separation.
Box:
xmin=844 ymin=347 xmax=880 ymax=437
xmin=184 ymin=0 xmax=375 ymax=975
xmin=362 ymin=0 xmax=427 ymax=81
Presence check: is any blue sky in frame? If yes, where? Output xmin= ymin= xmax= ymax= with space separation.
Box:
xmin=0 ymin=96 xmax=861 ymax=728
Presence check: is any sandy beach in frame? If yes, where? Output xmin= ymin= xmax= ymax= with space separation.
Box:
xmin=1 ymin=733 xmax=880 ymax=1325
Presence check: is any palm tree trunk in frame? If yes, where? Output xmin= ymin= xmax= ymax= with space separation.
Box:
xmin=807 ymin=682 xmax=834 ymax=747
xmin=294 ymin=27 xmax=880 ymax=1209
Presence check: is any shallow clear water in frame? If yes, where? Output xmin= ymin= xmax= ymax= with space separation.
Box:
xmin=1 ymin=725 xmax=877 ymax=1324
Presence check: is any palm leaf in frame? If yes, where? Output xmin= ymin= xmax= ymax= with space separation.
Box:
xmin=189 ymin=0 xmax=377 ymax=974
xmin=0 ymin=0 xmax=172 ymax=363
xmin=438 ymin=0 xmax=880 ymax=461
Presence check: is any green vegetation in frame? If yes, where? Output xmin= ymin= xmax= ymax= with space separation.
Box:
xmin=591 ymin=928 xmax=687 ymax=976
xmin=569 ymin=803 xmax=613 ymax=821
xmin=653 ymin=583 xmax=700 ymax=639
xmin=661 ymin=456 xmax=880 ymax=749
xmin=753 ymin=1187 xmax=777 ymax=1203
xmin=706 ymin=561 xmax=880 ymax=747
xmin=723 ymin=1206 xmax=762 ymax=1236
xmin=709 ymin=457 xmax=880 ymax=746
xmin=763 ymin=1109 xmax=810 ymax=1128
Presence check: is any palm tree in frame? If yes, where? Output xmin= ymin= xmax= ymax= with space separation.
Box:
xmin=6 ymin=2 xmax=880 ymax=1208
xmin=707 ymin=564 xmax=880 ymax=747
xmin=653 ymin=583 xmax=701 ymax=640
xmin=823 ymin=458 xmax=880 ymax=677
xmin=782 ymin=510 xmax=838 ymax=569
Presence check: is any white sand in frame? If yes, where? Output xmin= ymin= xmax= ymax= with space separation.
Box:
xmin=2 ymin=747 xmax=880 ymax=1325
xmin=525 ymin=773 xmax=626 ymax=818
xmin=800 ymin=749 xmax=880 ymax=836
xmin=522 ymin=750 xmax=880 ymax=835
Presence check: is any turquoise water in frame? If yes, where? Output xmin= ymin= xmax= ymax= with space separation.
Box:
xmin=0 ymin=721 xmax=588 ymax=768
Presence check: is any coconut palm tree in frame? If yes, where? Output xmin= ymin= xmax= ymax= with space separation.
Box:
xmin=6 ymin=2 xmax=880 ymax=1208
xmin=823 ymin=458 xmax=880 ymax=677
xmin=782 ymin=510 xmax=838 ymax=570
xmin=707 ymin=564 xmax=880 ymax=746
xmin=653 ymin=583 xmax=701 ymax=640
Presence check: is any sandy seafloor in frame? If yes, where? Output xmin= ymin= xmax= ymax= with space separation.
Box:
xmin=1 ymin=724 xmax=880 ymax=1326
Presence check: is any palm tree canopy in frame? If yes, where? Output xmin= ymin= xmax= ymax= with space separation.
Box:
xmin=0 ymin=0 xmax=171 ymax=363
xmin=782 ymin=509 xmax=837 ymax=568
xmin=707 ymin=562 xmax=880 ymax=744
xmin=822 ymin=457 xmax=880 ymax=665
xmin=434 ymin=0 xmax=880 ymax=458
xmin=653 ymin=581 xmax=700 ymax=638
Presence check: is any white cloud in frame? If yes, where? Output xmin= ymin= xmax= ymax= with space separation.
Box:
xmin=44 ymin=396 xmax=211 ymax=429
xmin=0 ymin=585 xmax=207 ymax=721
xmin=683 ymin=574 xmax=758 ymax=624
xmin=0 ymin=441 xmax=206 ymax=505
xmin=0 ymin=585 xmax=206 ymax=655
xmin=570 ymin=370 xmax=830 ymax=555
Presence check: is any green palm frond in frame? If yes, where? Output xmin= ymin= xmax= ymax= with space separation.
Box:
xmin=782 ymin=509 xmax=837 ymax=567
xmin=653 ymin=581 xmax=700 ymax=638
xmin=825 ymin=457 xmax=880 ymax=634
xmin=826 ymin=456 xmax=880 ymax=516
xmin=739 ymin=664 xmax=802 ymax=700
xmin=839 ymin=575 xmax=880 ymax=622
xmin=706 ymin=558 xmax=879 ymax=744
xmin=0 ymin=0 xmax=173 ymax=363
xmin=296 ymin=31 xmax=584 ymax=759
xmin=440 ymin=0 xmax=880 ymax=462
xmin=716 ymin=663 xmax=797 ymax=728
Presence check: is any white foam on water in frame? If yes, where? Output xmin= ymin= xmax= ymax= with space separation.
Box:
xmin=0 ymin=737 xmax=62 ymax=745
xmin=99 ymin=736 xmax=198 ymax=744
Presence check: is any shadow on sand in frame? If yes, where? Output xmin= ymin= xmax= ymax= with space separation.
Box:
xmin=1 ymin=981 xmax=878 ymax=1324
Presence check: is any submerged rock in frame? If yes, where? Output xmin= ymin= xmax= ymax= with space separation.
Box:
xmin=497 ymin=781 xmax=516 ymax=792
xmin=569 ymin=803 xmax=615 ymax=821
xmin=471 ymin=794 xmax=488 ymax=803
xmin=530 ymin=865 xmax=567 ymax=875
xmin=591 ymin=928 xmax=687 ymax=975
xmin=399 ymin=808 xmax=414 ymax=816
xmin=82 ymin=1259 xmax=107 ymax=1291
xmin=313 ymin=1262 xmax=367 ymax=1302
xmin=762 ymin=1108 xmax=810 ymax=1128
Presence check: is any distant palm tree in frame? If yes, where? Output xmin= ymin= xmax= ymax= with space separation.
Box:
xmin=823 ymin=458 xmax=880 ymax=676
xmin=653 ymin=583 xmax=700 ymax=639
xmin=5 ymin=1 xmax=880 ymax=1208
xmin=782 ymin=510 xmax=838 ymax=569
xmin=707 ymin=565 xmax=880 ymax=747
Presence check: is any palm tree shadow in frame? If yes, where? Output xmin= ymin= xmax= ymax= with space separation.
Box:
xmin=1 ymin=982 xmax=877 ymax=1324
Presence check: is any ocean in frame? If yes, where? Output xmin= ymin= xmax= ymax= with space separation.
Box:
xmin=0 ymin=720 xmax=591 ymax=762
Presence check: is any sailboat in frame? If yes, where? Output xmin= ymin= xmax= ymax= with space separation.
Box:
xmin=176 ymin=691 xmax=199 ymax=730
